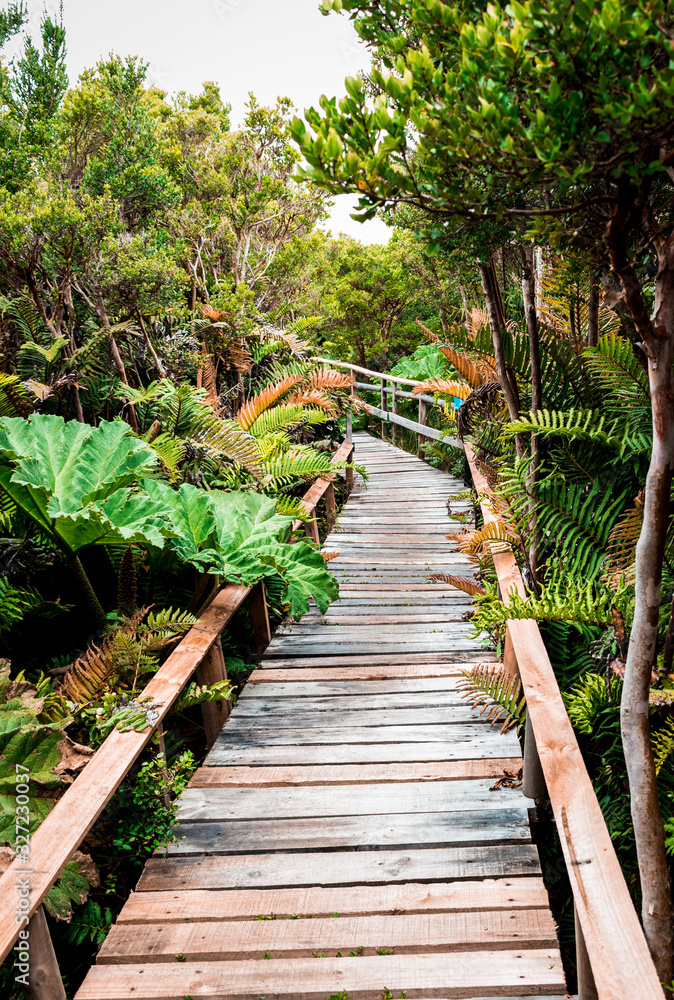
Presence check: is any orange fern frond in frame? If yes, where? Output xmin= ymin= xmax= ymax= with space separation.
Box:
xmin=603 ymin=490 xmax=644 ymax=588
xmin=439 ymin=345 xmax=497 ymax=388
xmin=236 ymin=375 xmax=305 ymax=430
xmin=412 ymin=379 xmax=471 ymax=399
xmin=301 ymin=367 xmax=354 ymax=392
xmin=221 ymin=341 xmax=254 ymax=375
xmin=429 ymin=573 xmax=486 ymax=596
xmin=323 ymin=551 xmax=340 ymax=562
xmin=288 ymin=389 xmax=336 ymax=411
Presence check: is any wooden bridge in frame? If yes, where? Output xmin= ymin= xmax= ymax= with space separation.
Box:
xmin=0 ymin=412 xmax=664 ymax=999
xmin=75 ymin=433 xmax=566 ymax=999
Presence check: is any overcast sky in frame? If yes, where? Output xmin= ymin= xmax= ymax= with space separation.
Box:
xmin=5 ymin=0 xmax=390 ymax=244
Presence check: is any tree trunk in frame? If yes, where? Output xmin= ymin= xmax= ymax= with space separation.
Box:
xmin=478 ymin=261 xmax=525 ymax=457
xmin=521 ymin=245 xmax=542 ymax=588
xmin=459 ymin=282 xmax=471 ymax=332
xmin=587 ymin=281 xmax=599 ymax=347
xmin=96 ymin=298 xmax=139 ymax=433
xmin=614 ymin=231 xmax=674 ymax=981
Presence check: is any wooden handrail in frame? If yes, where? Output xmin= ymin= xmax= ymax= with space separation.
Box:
xmin=463 ymin=441 xmax=662 ymax=999
xmin=0 ymin=451 xmax=352 ymax=969
xmin=317 ymin=356 xmax=422 ymax=388
xmin=292 ymin=439 xmax=355 ymax=539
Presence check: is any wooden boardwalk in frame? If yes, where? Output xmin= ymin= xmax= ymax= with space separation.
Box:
xmin=77 ymin=433 xmax=566 ymax=999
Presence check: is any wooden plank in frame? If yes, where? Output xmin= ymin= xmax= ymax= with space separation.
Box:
xmin=239 ymin=678 xmax=467 ymax=696
xmin=98 ymin=909 xmax=559 ymax=963
xmin=234 ymin=692 xmax=467 ymax=711
xmin=263 ymin=641 xmax=486 ymax=657
xmin=177 ymin=780 xmax=531 ymax=821
xmin=168 ymin=808 xmax=532 ymax=855
xmin=465 ymin=441 xmax=663 ymax=998
xmin=118 ymin=877 xmax=550 ymax=923
xmin=138 ymin=844 xmax=543 ymax=891
xmin=205 ymin=739 xmax=524 ymax=767
xmin=0 ymin=583 xmax=252 ymax=966
xmin=188 ymin=759 xmax=523 ymax=787
xmin=258 ymin=653 xmax=489 ymax=667
xmin=211 ymin=722 xmax=519 ymax=747
xmin=248 ymin=663 xmax=494 ymax=681
xmin=222 ymin=706 xmax=486 ymax=728
xmin=75 ymin=950 xmax=564 ymax=999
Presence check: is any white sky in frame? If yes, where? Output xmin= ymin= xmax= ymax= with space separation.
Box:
xmin=3 ymin=0 xmax=389 ymax=244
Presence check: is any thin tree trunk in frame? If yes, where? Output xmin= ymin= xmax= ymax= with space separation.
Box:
xmin=587 ymin=281 xmax=599 ymax=347
xmin=478 ymin=261 xmax=525 ymax=457
xmin=96 ymin=297 xmax=139 ymax=433
xmin=521 ymin=245 xmax=542 ymax=588
xmin=137 ymin=310 xmax=166 ymax=377
xmin=611 ymin=225 xmax=674 ymax=980
xmin=459 ymin=282 xmax=471 ymax=332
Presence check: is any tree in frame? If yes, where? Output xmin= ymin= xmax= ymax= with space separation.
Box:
xmin=292 ymin=0 xmax=674 ymax=976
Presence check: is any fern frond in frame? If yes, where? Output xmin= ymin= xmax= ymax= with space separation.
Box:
xmin=428 ymin=573 xmax=486 ymax=595
xmin=471 ymin=579 xmax=629 ymax=633
xmin=652 ymin=717 xmax=674 ymax=774
xmin=564 ymin=672 xmax=622 ymax=733
xmin=457 ymin=663 xmax=526 ymax=733
xmin=0 ymin=373 xmax=33 ymax=417
xmin=603 ymin=491 xmax=644 ymax=588
xmin=449 ymin=521 xmax=521 ymax=556
xmin=276 ymin=497 xmax=312 ymax=521
xmin=287 ymin=390 xmax=337 ymax=412
xmin=582 ymin=333 xmax=650 ymax=408
xmin=507 ymin=408 xmax=649 ymax=456
xmin=248 ymin=404 xmax=308 ymax=438
xmin=237 ymin=375 xmax=305 ymax=430
xmin=299 ymin=367 xmax=354 ymax=392
xmin=323 ymin=551 xmax=340 ymax=562
xmin=412 ymin=379 xmax=471 ymax=399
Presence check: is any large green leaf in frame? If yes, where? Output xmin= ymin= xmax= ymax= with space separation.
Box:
xmin=0 ymin=415 xmax=165 ymax=554
xmin=257 ymin=541 xmax=339 ymax=616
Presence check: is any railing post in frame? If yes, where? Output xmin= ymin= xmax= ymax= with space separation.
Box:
xmin=249 ymin=579 xmax=272 ymax=661
xmin=503 ymin=625 xmax=519 ymax=682
xmin=345 ymin=368 xmax=354 ymax=443
xmin=522 ymin=712 xmax=547 ymax=801
xmin=195 ymin=635 xmax=230 ymax=749
xmin=23 ymin=905 xmax=66 ymax=1000
xmin=417 ymin=397 xmax=427 ymax=458
xmin=380 ymin=377 xmax=387 ymax=441
xmin=575 ymin=903 xmax=599 ymax=1000
xmin=325 ymin=481 xmax=336 ymax=529
xmin=346 ymin=442 xmax=354 ymax=491
xmin=304 ymin=510 xmax=320 ymax=546
xmin=391 ymin=382 xmax=397 ymax=444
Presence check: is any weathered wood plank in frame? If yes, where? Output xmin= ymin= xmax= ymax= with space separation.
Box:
xmin=167 ymin=808 xmax=532 ymax=855
xmin=205 ymin=739 xmax=523 ymax=767
xmin=76 ymin=949 xmax=566 ymax=999
xmin=258 ymin=652 xmax=490 ymax=667
xmin=177 ymin=780 xmax=531 ymax=821
xmin=188 ymin=759 xmax=523 ymax=787
xmin=248 ymin=663 xmax=492 ymax=681
xmin=98 ymin=909 xmax=559 ymax=963
xmin=234 ymin=691 xmax=467 ymax=711
xmin=212 ymin=722 xmax=520 ymax=747
xmin=118 ymin=877 xmax=549 ymax=923
xmin=138 ymin=844 xmax=542 ymax=891
xmin=223 ymin=706 xmax=487 ymax=728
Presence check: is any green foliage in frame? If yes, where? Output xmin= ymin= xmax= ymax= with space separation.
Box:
xmin=458 ymin=663 xmax=527 ymax=734
xmin=111 ymin=751 xmax=195 ymax=859
xmin=61 ymin=900 xmax=113 ymax=946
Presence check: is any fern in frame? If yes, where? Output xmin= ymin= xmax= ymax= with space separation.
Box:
xmin=507 ymin=409 xmax=650 ymax=457
xmin=564 ymin=672 xmax=622 ymax=734
xmin=0 ymin=373 xmax=33 ymax=417
xmin=471 ymin=578 xmax=630 ymax=633
xmin=603 ymin=491 xmax=644 ymax=588
xmin=457 ymin=663 xmax=526 ymax=733
xmin=237 ymin=374 xmax=305 ymax=430
xmin=653 ymin=717 xmax=674 ymax=775
xmin=428 ymin=573 xmax=486 ymax=596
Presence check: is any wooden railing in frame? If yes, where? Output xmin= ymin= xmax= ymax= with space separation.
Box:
xmin=0 ymin=442 xmax=354 ymax=992
xmin=346 ymin=365 xmax=663 ymax=1000
xmin=319 ymin=356 xmax=463 ymax=451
